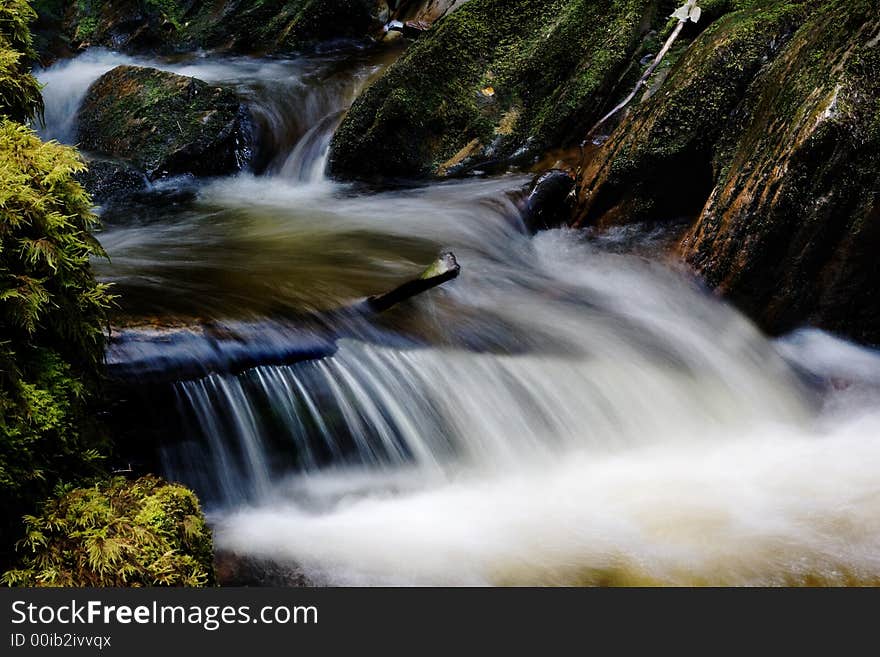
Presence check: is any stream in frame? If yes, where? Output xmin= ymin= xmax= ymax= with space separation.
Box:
xmin=37 ymin=47 xmax=880 ymax=586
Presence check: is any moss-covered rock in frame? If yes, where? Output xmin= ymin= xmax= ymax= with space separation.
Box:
xmin=185 ymin=0 xmax=385 ymax=54
xmin=683 ymin=0 xmax=880 ymax=342
xmin=328 ymin=0 xmax=670 ymax=180
xmin=76 ymin=65 xmax=253 ymax=180
xmin=573 ymin=0 xmax=810 ymax=227
xmin=31 ymin=0 xmax=194 ymax=57
xmin=570 ymin=0 xmax=880 ymax=342
xmin=3 ymin=476 xmax=215 ymax=587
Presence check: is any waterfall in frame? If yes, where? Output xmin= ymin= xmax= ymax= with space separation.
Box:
xmin=36 ymin=48 xmax=390 ymax=181
xmin=36 ymin=47 xmax=880 ymax=586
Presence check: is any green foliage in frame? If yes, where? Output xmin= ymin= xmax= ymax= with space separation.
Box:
xmin=0 ymin=0 xmax=43 ymax=123
xmin=3 ymin=476 xmax=216 ymax=587
xmin=74 ymin=16 xmax=98 ymax=42
xmin=143 ymin=0 xmax=184 ymax=31
xmin=0 ymin=120 xmax=111 ymax=363
xmin=0 ymin=119 xmax=113 ymax=562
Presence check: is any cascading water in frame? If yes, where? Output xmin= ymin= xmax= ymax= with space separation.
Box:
xmin=38 ymin=48 xmax=880 ymax=586
xmin=37 ymin=47 xmax=393 ymax=179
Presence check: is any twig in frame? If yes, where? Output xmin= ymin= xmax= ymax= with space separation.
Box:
xmin=584 ymin=0 xmax=702 ymax=142
xmin=585 ymin=19 xmax=686 ymax=141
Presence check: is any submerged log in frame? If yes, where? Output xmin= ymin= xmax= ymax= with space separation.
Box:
xmin=106 ymin=252 xmax=461 ymax=383
xmin=366 ymin=252 xmax=460 ymax=312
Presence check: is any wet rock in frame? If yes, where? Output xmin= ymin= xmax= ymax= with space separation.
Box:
xmin=392 ymin=0 xmax=467 ymax=23
xmin=569 ymin=0 xmax=880 ymax=343
xmin=214 ymin=550 xmax=315 ymax=587
xmin=329 ymin=0 xmax=665 ymax=181
xmin=74 ymin=156 xmax=149 ymax=204
xmin=34 ymin=0 xmax=183 ymax=55
xmin=39 ymin=0 xmax=393 ymax=56
xmin=682 ymin=0 xmax=880 ymax=343
xmin=573 ymin=3 xmax=808 ymax=229
xmin=521 ymin=169 xmax=575 ymax=233
xmin=187 ymin=0 xmax=385 ymax=53
xmin=76 ymin=65 xmax=253 ymax=180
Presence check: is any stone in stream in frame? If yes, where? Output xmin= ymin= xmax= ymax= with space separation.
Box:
xmin=214 ymin=551 xmax=316 ymax=587
xmin=520 ymin=169 xmax=575 ymax=233
xmin=74 ymin=156 xmax=149 ymax=204
xmin=328 ymin=0 xmax=665 ymax=180
xmin=76 ymin=65 xmax=254 ymax=181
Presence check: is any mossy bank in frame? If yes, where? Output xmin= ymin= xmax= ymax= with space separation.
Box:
xmin=1 ymin=0 xmax=215 ymax=585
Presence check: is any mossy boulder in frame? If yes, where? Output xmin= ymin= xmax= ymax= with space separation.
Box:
xmin=573 ymin=0 xmax=811 ymax=227
xmin=328 ymin=0 xmax=669 ymax=180
xmin=3 ymin=476 xmax=215 ymax=587
xmin=683 ymin=0 xmax=880 ymax=342
xmin=185 ymin=0 xmax=386 ymax=54
xmin=31 ymin=0 xmax=393 ymax=58
xmin=571 ymin=0 xmax=880 ymax=343
xmin=76 ymin=65 xmax=254 ymax=180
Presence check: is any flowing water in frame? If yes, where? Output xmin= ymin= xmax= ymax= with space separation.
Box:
xmin=39 ymin=49 xmax=880 ymax=586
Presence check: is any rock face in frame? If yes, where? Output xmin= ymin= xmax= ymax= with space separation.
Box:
xmin=573 ymin=2 xmax=810 ymax=228
xmin=683 ymin=1 xmax=880 ymax=343
xmin=329 ymin=0 xmax=665 ymax=180
xmin=571 ymin=0 xmax=880 ymax=343
xmin=394 ymin=0 xmax=469 ymax=22
xmin=186 ymin=0 xmax=384 ymax=53
xmin=76 ymin=65 xmax=253 ymax=180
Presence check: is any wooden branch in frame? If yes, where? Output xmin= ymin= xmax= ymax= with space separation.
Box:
xmin=585 ymin=19 xmax=687 ymax=141
xmin=366 ymin=252 xmax=460 ymax=312
xmin=106 ymin=252 xmax=462 ymax=382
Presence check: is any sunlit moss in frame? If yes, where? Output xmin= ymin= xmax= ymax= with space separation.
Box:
xmin=0 ymin=119 xmax=113 ymax=565
xmin=0 ymin=0 xmax=43 ymax=122
xmin=3 ymin=476 xmax=215 ymax=587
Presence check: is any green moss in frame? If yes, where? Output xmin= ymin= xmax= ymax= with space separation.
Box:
xmin=0 ymin=119 xmax=113 ymax=564
xmin=38 ymin=0 xmax=382 ymax=55
xmin=76 ymin=65 xmax=250 ymax=179
xmin=3 ymin=476 xmax=215 ymax=587
xmin=576 ymin=0 xmax=811 ymax=225
xmin=329 ymin=0 xmax=671 ymax=180
xmin=179 ymin=0 xmax=379 ymax=52
xmin=0 ymin=0 xmax=43 ymax=123
xmin=73 ymin=16 xmax=98 ymax=41
xmin=144 ymin=0 xmax=185 ymax=31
